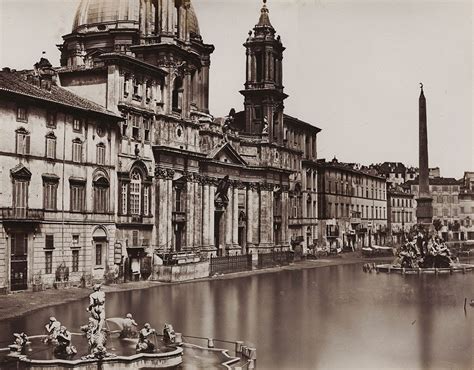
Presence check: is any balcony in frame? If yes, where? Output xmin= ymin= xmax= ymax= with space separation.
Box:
xmin=0 ymin=208 xmax=44 ymax=223
xmin=172 ymin=211 xmax=186 ymax=223
xmin=116 ymin=214 xmax=154 ymax=227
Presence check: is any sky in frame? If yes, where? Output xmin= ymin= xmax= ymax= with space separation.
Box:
xmin=0 ymin=0 xmax=472 ymax=178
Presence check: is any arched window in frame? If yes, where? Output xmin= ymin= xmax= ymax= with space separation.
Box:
xmin=130 ymin=171 xmax=142 ymax=215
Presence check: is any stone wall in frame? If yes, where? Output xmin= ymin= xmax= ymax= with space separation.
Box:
xmin=151 ymin=261 xmax=210 ymax=282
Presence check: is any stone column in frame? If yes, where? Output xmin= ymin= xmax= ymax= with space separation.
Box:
xmin=246 ymin=51 xmax=251 ymax=83
xmin=209 ymin=185 xmax=215 ymax=249
xmin=185 ymin=178 xmax=194 ymax=248
xmin=232 ymin=187 xmax=239 ymax=248
xmin=281 ymin=190 xmax=289 ymax=246
xmin=202 ymin=183 xmax=210 ymax=247
xmin=225 ymin=191 xmax=233 ymax=248
xmin=183 ymin=70 xmax=191 ymax=118
xmin=251 ymin=186 xmax=260 ymax=247
xmin=167 ymin=177 xmax=174 ymax=250
xmin=259 ymin=185 xmax=274 ymax=249
xmin=193 ymin=180 xmax=202 ymax=249
xmin=157 ymin=178 xmax=168 ymax=249
xmin=246 ymin=185 xmax=254 ymax=247
xmin=140 ymin=0 xmax=146 ymax=36
xmin=201 ymin=62 xmax=210 ymax=113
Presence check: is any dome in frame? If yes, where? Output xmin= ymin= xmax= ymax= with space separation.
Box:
xmin=72 ymin=0 xmax=200 ymax=36
xmin=73 ymin=0 xmax=140 ymax=31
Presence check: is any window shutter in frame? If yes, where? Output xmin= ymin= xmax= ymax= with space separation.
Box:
xmin=25 ymin=135 xmax=30 ymax=154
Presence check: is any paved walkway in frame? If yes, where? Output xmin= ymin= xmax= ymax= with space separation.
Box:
xmin=0 ymin=253 xmax=388 ymax=322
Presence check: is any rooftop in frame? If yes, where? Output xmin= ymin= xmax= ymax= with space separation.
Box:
xmin=0 ymin=68 xmax=121 ymax=119
xmin=405 ymin=177 xmax=462 ymax=186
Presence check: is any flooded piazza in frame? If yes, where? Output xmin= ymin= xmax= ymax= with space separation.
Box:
xmin=1 ymin=263 xmax=472 ymax=369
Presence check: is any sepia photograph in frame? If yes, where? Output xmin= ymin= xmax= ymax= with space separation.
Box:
xmin=0 ymin=0 xmax=472 ymax=369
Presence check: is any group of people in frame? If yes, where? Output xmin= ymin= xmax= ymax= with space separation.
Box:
xmin=396 ymin=231 xmax=454 ymax=268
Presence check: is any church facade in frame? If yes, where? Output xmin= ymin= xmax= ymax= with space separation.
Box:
xmin=0 ymin=0 xmax=321 ymax=292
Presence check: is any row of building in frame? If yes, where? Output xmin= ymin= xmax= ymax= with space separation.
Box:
xmin=0 ymin=0 xmax=472 ymax=293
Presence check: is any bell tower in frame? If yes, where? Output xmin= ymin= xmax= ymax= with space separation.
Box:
xmin=240 ymin=0 xmax=288 ymax=143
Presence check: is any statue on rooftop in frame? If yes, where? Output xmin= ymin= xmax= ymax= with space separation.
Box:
xmin=222 ymin=108 xmax=235 ymax=142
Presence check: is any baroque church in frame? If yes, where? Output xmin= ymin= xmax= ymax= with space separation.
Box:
xmin=0 ymin=0 xmax=321 ymax=291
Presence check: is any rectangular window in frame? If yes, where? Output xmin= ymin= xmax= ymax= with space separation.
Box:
xmin=132 ymin=115 xmax=140 ymax=140
xmin=95 ymin=244 xmax=102 ymax=266
xmin=96 ymin=144 xmax=105 ymax=165
xmin=72 ymin=234 xmax=79 ymax=246
xmin=43 ymin=182 xmax=57 ymax=210
xmin=13 ymin=180 xmax=28 ymax=215
xmin=45 ymin=251 xmax=53 ymax=274
xmin=46 ymin=136 xmax=56 ymax=159
xmin=122 ymin=121 xmax=128 ymax=137
xmin=70 ymin=184 xmax=85 ymax=212
xmin=73 ymin=118 xmax=82 ymax=132
xmin=130 ymin=182 xmax=141 ymax=215
xmin=94 ymin=186 xmax=108 ymax=213
xmin=46 ymin=111 xmax=56 ymax=128
xmin=132 ymin=230 xmax=139 ymax=247
xmin=16 ymin=131 xmax=30 ymax=155
xmin=45 ymin=234 xmax=54 ymax=250
xmin=17 ymin=106 xmax=27 ymax=122
xmin=121 ymin=183 xmax=128 ymax=215
xmin=72 ymin=141 xmax=82 ymax=162
xmin=123 ymin=75 xmax=129 ymax=97
xmin=72 ymin=250 xmax=79 ymax=272
xmin=143 ymin=118 xmax=151 ymax=142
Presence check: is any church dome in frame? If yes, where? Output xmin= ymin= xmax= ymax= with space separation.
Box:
xmin=72 ymin=0 xmax=200 ymax=36
xmin=72 ymin=0 xmax=140 ymax=32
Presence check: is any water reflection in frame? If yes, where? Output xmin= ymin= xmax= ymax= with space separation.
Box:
xmin=0 ymin=264 xmax=472 ymax=369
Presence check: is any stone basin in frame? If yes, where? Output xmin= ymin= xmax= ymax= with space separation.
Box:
xmin=376 ymin=263 xmax=474 ymax=274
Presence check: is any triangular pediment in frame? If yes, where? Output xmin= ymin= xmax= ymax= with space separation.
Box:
xmin=10 ymin=164 xmax=32 ymax=180
xmin=208 ymin=142 xmax=247 ymax=166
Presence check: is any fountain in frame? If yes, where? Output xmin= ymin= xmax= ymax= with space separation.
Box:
xmin=0 ymin=284 xmax=257 ymax=369
xmin=376 ymin=228 xmax=474 ymax=274
xmin=377 ymin=85 xmax=474 ymax=275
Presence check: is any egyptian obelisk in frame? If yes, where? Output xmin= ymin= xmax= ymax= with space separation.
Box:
xmin=416 ymin=83 xmax=433 ymax=225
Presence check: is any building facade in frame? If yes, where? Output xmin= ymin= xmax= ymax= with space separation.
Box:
xmin=406 ymin=177 xmax=462 ymax=240
xmin=0 ymin=0 xmax=322 ymax=291
xmin=0 ymin=60 xmax=122 ymax=292
xmin=317 ymin=158 xmax=388 ymax=249
xmin=387 ymin=187 xmax=415 ymax=245
xmin=459 ymin=172 xmax=474 ymax=240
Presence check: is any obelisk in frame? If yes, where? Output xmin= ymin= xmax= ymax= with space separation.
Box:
xmin=416 ymin=83 xmax=433 ymax=225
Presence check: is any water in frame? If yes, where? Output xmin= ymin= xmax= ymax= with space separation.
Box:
xmin=0 ymin=264 xmax=472 ymax=369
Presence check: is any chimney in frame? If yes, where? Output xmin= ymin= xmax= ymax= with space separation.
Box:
xmin=34 ymin=54 xmax=55 ymax=91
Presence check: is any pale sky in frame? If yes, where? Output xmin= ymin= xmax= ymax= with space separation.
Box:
xmin=0 ymin=0 xmax=472 ymax=178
